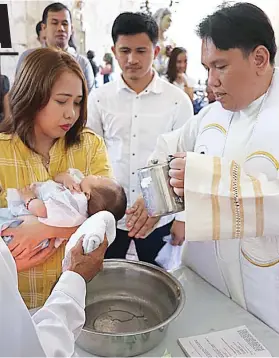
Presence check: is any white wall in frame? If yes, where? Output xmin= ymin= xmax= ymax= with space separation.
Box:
xmin=82 ymin=0 xmax=139 ymax=73
xmin=2 ymin=0 xmax=279 ymax=83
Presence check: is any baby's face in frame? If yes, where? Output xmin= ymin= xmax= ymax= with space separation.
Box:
xmin=80 ymin=175 xmax=117 ymax=200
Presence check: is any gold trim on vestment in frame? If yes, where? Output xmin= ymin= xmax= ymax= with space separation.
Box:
xmin=203 ymin=123 xmax=227 ymax=135
xmin=241 ymin=249 xmax=279 ymax=267
xmin=212 ymin=157 xmax=221 ymax=240
xmin=248 ymin=175 xmax=264 ymax=237
xmin=230 ymin=161 xmax=244 ymax=239
xmin=247 ymin=151 xmax=279 ymax=170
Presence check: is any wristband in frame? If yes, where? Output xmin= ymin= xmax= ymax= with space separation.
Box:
xmin=25 ymin=197 xmax=37 ymax=210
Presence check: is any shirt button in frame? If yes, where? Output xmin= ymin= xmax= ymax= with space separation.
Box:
xmin=132 ymin=190 xmax=135 ymax=193
xmin=133 ymin=134 xmax=136 ymax=138
xmin=134 ymin=115 xmax=137 ymax=118
xmin=132 ymin=153 xmax=135 ymax=156
xmin=132 ymin=172 xmax=135 ymax=175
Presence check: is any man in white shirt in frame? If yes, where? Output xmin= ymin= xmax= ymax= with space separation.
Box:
xmin=0 ymin=236 xmax=107 ymax=356
xmin=87 ymin=12 xmax=193 ymax=265
xmin=128 ymin=3 xmax=279 ymax=333
xmin=16 ymin=2 xmax=94 ymax=93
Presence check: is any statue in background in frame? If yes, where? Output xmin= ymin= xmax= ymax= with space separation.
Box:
xmin=72 ymin=0 xmax=86 ymax=54
xmin=153 ymin=8 xmax=176 ymax=76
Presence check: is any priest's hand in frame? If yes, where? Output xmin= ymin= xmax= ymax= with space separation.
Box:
xmin=170 ymin=220 xmax=185 ymax=246
xmin=126 ymin=197 xmax=160 ymax=238
xmin=65 ymin=236 xmax=108 ymax=282
xmin=169 ymin=152 xmax=186 ymax=197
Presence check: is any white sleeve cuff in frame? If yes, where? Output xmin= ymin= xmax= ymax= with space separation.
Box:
xmin=53 ymin=271 xmax=86 ymax=307
xmin=175 ymin=211 xmax=185 ymax=222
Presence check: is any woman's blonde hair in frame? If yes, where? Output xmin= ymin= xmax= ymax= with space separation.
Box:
xmin=0 ymin=48 xmax=88 ymax=150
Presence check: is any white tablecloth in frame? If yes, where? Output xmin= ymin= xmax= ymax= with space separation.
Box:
xmin=74 ymin=266 xmax=279 ymax=357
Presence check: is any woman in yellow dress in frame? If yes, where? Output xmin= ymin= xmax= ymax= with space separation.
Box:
xmin=0 ymin=48 xmax=113 ymax=308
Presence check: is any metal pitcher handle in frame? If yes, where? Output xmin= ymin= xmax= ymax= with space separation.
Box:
xmin=167 ymin=155 xmax=175 ymax=164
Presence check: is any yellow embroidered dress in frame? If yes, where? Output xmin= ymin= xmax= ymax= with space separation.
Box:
xmin=0 ymin=128 xmax=112 ymax=308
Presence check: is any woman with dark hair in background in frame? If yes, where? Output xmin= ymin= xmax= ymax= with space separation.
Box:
xmin=100 ymin=53 xmax=114 ymax=84
xmin=0 ymin=73 xmax=10 ymax=121
xmin=166 ymin=47 xmax=195 ymax=101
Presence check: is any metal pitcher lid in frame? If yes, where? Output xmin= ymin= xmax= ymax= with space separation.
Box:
xmin=138 ymin=160 xmax=167 ymax=171
xmin=138 ymin=155 xmax=175 ymax=171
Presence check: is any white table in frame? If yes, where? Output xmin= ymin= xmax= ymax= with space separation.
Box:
xmin=75 ymin=267 xmax=279 ymax=357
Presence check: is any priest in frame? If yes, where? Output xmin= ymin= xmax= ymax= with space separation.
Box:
xmin=0 ymin=237 xmax=106 ymax=356
xmin=127 ymin=2 xmax=279 ymax=333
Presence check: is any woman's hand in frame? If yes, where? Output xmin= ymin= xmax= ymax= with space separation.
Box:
xmin=15 ymin=239 xmax=57 ymax=272
xmin=4 ymin=215 xmax=55 ymax=259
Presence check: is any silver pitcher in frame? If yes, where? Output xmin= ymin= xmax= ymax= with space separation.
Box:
xmin=138 ymin=156 xmax=184 ymax=217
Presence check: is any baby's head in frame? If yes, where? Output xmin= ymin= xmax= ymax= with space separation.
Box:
xmin=81 ymin=175 xmax=127 ymax=221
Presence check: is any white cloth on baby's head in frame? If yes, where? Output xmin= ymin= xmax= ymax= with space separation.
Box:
xmin=63 ymin=211 xmax=116 ymax=269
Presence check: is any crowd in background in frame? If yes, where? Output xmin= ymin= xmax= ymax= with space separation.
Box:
xmin=0 ymin=3 xmax=214 ymax=122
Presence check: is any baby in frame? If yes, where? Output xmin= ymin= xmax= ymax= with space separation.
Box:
xmin=2 ymin=169 xmax=127 ymax=251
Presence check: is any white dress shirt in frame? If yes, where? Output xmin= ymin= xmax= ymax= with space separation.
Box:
xmin=87 ymin=72 xmax=193 ymax=230
xmin=0 ymin=237 xmax=85 ymax=357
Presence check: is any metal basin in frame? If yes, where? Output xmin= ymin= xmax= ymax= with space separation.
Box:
xmin=77 ymin=259 xmax=185 ymax=357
